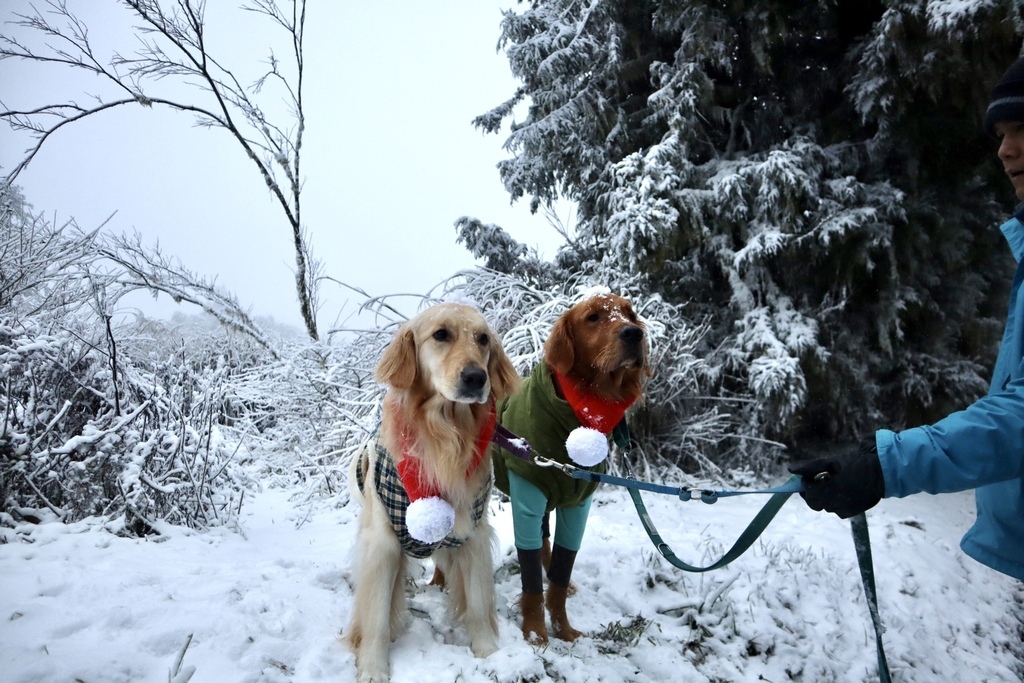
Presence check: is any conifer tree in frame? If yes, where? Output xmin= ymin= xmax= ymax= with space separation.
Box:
xmin=467 ymin=0 xmax=1024 ymax=450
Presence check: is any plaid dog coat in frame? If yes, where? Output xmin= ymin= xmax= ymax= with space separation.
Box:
xmin=355 ymin=437 xmax=491 ymax=560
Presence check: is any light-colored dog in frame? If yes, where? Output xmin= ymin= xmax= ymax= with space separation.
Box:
xmin=346 ymin=302 xmax=520 ymax=683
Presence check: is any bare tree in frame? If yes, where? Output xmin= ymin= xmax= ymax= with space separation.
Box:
xmin=0 ymin=0 xmax=322 ymax=340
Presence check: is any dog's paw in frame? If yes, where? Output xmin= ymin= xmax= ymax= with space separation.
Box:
xmin=357 ymin=670 xmax=390 ymax=683
xmin=355 ymin=651 xmax=391 ymax=683
xmin=471 ymin=638 xmax=499 ymax=658
xmin=550 ymin=620 xmax=583 ymax=642
xmin=524 ymin=627 xmax=549 ymax=646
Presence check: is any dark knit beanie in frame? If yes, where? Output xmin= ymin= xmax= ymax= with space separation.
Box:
xmin=984 ymin=56 xmax=1024 ymax=136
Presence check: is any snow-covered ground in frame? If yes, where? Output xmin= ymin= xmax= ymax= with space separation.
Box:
xmin=2 ymin=473 xmax=1021 ymax=682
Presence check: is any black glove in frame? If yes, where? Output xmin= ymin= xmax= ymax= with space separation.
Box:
xmin=788 ymin=438 xmax=884 ymax=519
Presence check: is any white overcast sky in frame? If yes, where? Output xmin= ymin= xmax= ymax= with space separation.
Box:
xmin=1 ymin=1 xmax=566 ymax=333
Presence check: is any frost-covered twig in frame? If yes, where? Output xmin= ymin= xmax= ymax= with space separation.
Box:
xmin=168 ymin=632 xmax=195 ymax=683
xmin=102 ymin=233 xmax=279 ymax=359
xmin=18 ymin=471 xmax=65 ymax=520
xmin=28 ymin=399 xmax=71 ymax=452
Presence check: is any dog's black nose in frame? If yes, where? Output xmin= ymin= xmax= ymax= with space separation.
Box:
xmin=460 ymin=366 xmax=487 ymax=393
xmin=620 ymin=325 xmax=644 ymax=344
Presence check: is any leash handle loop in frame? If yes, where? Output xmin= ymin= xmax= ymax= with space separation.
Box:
xmin=630 ymin=477 xmax=799 ymax=573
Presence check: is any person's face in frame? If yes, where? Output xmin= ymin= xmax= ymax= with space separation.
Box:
xmin=995 ymin=120 xmax=1024 ymax=200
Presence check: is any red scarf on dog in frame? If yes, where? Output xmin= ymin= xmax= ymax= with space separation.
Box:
xmin=552 ymin=370 xmax=637 ymax=434
xmin=395 ymin=401 xmax=497 ymax=501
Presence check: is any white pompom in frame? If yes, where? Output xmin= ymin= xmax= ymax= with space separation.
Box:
xmin=566 ymin=427 xmax=609 ymax=466
xmin=406 ymin=496 xmax=455 ymax=543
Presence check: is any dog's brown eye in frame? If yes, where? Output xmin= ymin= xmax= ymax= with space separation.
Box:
xmin=478 ymin=333 xmax=489 ymax=346
xmin=587 ymin=312 xmax=600 ymax=322
xmin=433 ymin=329 xmax=450 ymax=342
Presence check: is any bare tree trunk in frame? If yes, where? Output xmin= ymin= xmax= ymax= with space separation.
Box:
xmin=1 ymin=0 xmax=321 ymax=340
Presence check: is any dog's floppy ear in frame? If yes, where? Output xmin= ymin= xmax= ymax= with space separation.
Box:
xmin=487 ymin=336 xmax=521 ymax=402
xmin=375 ymin=327 xmax=418 ymax=390
xmin=544 ymin=313 xmax=575 ymax=376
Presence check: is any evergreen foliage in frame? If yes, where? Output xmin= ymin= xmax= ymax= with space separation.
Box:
xmin=467 ymin=0 xmax=1024 ymax=450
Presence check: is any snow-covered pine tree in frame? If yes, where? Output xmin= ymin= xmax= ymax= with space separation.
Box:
xmin=470 ymin=0 xmax=1024 ymax=455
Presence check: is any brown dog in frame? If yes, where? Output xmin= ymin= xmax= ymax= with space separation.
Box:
xmin=346 ymin=303 xmax=520 ymax=683
xmin=546 ymin=292 xmax=648 ymax=403
xmin=492 ymin=290 xmax=650 ymax=644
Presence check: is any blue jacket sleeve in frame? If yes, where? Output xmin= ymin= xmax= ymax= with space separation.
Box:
xmin=877 ymin=376 xmax=1024 ymax=498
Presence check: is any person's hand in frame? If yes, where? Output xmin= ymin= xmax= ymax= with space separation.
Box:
xmin=788 ymin=438 xmax=884 ymax=519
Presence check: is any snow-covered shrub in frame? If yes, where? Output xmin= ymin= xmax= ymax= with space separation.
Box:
xmin=228 ymin=330 xmax=389 ymax=502
xmin=0 ymin=187 xmax=257 ymax=534
xmin=0 ymin=314 xmax=260 ymax=534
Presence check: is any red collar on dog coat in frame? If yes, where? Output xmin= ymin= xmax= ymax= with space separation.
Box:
xmin=395 ymin=400 xmax=497 ymax=502
xmin=552 ymin=370 xmax=637 ymax=434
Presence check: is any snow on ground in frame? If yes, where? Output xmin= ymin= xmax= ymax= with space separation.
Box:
xmin=1 ymin=473 xmax=1021 ymax=682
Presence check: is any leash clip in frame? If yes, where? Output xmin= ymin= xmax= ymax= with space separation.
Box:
xmin=678 ymin=488 xmax=719 ymax=504
xmin=532 ymin=455 xmax=577 ymax=476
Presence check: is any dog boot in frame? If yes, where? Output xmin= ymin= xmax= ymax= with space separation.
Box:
xmin=518 ymin=547 xmax=548 ymax=643
xmin=545 ymin=543 xmax=582 ymax=641
xmin=520 ymin=591 xmax=548 ymax=644
xmin=545 ymin=584 xmax=582 ymax=642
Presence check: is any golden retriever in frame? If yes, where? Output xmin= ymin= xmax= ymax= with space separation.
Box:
xmin=346 ymin=302 xmax=519 ymax=683
xmin=546 ymin=292 xmax=648 ymax=402
xmin=492 ymin=290 xmax=649 ymax=644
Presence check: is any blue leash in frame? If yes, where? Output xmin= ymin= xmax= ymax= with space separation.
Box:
xmin=569 ymin=466 xmax=805 ymax=502
xmin=492 ymin=422 xmax=891 ymax=682
xmin=493 ymin=421 xmax=802 ymax=570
